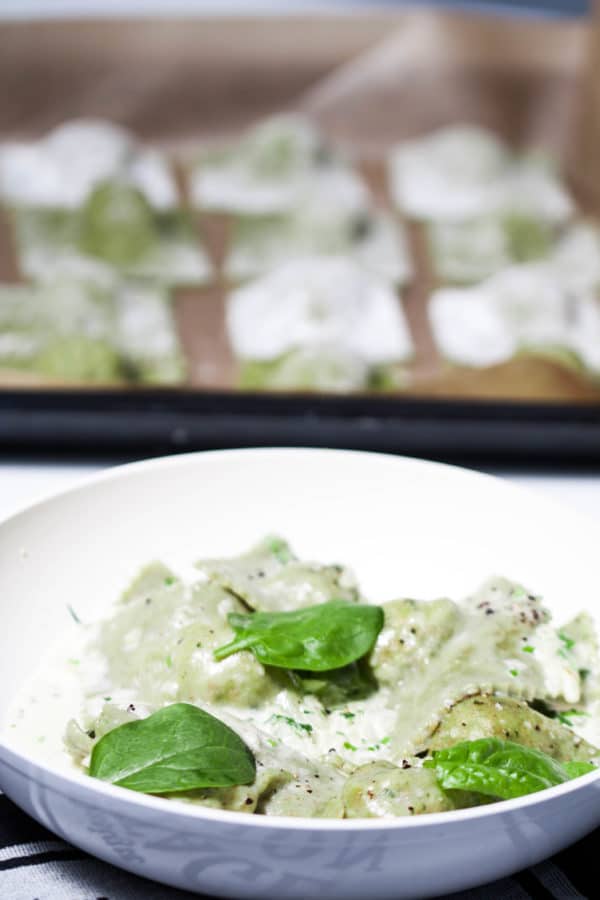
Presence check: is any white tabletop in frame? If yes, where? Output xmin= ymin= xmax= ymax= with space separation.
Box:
xmin=1 ymin=458 xmax=599 ymax=525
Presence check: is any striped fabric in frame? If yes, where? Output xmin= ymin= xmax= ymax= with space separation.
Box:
xmin=0 ymin=792 xmax=593 ymax=899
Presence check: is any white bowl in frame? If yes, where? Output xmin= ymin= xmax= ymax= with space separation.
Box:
xmin=1 ymin=448 xmax=600 ymax=899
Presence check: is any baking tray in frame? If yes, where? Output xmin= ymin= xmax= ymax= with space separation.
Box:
xmin=1 ymin=12 xmax=600 ymax=460
xmin=3 ymin=389 xmax=600 ymax=462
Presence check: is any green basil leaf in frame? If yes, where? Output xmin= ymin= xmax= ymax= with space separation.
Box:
xmin=213 ymin=600 xmax=383 ymax=672
xmin=89 ymin=703 xmax=255 ymax=793
xmin=563 ymin=761 xmax=597 ymax=779
xmin=424 ymin=738 xmax=592 ymax=801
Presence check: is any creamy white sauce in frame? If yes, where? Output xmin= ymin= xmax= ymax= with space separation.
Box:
xmin=5 ymin=623 xmax=396 ymax=773
xmin=6 ymin=563 xmax=600 ymax=795
xmin=571 ymin=701 xmax=600 ymax=748
xmin=5 ymin=627 xmax=94 ymax=774
xmin=523 ymin=625 xmax=581 ymax=705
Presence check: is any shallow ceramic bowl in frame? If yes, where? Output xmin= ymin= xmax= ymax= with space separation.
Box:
xmin=1 ymin=448 xmax=600 ymax=899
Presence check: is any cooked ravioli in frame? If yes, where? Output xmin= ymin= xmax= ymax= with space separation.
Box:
xmin=8 ymin=536 xmax=600 ymax=819
xmin=226 ymin=257 xmax=413 ymax=392
xmin=225 ymin=204 xmax=411 ymax=286
xmin=428 ymin=214 xmax=555 ymax=284
xmin=428 ymin=262 xmax=600 ymax=376
xmin=0 ymin=118 xmax=178 ymax=210
xmin=190 ymin=114 xmax=363 ymax=217
xmin=389 ymin=125 xmax=573 ymax=225
xmin=343 ymin=762 xmax=466 ymax=818
xmin=0 ymin=277 xmax=185 ymax=385
xmin=196 ymin=536 xmax=360 ymax=612
xmin=13 ymin=179 xmax=213 ymax=288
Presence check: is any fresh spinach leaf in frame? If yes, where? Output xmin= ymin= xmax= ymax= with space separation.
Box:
xmin=563 ymin=761 xmax=597 ymax=778
xmin=213 ymin=600 xmax=383 ymax=671
xmin=424 ymin=738 xmax=595 ymax=801
xmin=89 ymin=703 xmax=255 ymax=793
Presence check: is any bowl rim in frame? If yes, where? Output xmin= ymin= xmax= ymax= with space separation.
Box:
xmin=1 ymin=446 xmax=599 ymax=832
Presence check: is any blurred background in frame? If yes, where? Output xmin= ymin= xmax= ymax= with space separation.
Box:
xmin=0 ymin=0 xmax=599 ymax=460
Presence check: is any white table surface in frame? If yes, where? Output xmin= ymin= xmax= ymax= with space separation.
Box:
xmin=0 ymin=458 xmax=599 ymax=525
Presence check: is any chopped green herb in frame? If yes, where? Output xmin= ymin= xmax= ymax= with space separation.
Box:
xmin=522 ymin=645 xmax=534 ymax=654
xmin=557 ymin=709 xmax=589 ymax=727
xmin=164 ymin=576 xmax=175 ymax=586
xmin=343 ymin=741 xmax=357 ymax=752
xmin=341 ymin=712 xmax=355 ymax=720
xmin=509 ymin=669 xmax=519 ymax=677
xmin=269 ymin=537 xmax=292 ymax=565
xmin=103 ymin=696 xmax=112 ymax=702
xmin=269 ymin=714 xmax=313 ymax=735
xmin=165 ymin=654 xmax=173 ymax=668
xmin=380 ymin=736 xmax=390 ymax=745
xmin=559 ymin=632 xmax=575 ymax=651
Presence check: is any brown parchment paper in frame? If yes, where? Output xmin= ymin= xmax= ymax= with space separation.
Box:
xmin=0 ymin=10 xmax=599 ymax=402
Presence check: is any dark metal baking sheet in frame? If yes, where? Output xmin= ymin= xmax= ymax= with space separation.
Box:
xmin=2 ymin=389 xmax=600 ymax=462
